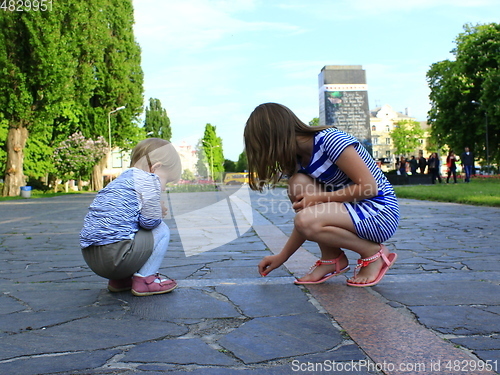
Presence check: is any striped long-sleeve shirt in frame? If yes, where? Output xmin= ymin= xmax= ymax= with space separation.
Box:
xmin=80 ymin=168 xmax=163 ymax=248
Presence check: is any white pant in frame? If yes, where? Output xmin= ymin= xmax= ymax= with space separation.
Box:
xmin=137 ymin=221 xmax=170 ymax=276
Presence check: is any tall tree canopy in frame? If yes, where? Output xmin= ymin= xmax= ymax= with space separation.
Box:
xmin=0 ymin=8 xmax=75 ymax=195
xmin=427 ymin=23 xmax=500 ymax=169
xmin=144 ymin=98 xmax=172 ymax=140
xmin=0 ymin=0 xmax=144 ymax=196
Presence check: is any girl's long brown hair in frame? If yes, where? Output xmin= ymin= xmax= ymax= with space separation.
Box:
xmin=244 ymin=103 xmax=330 ymax=191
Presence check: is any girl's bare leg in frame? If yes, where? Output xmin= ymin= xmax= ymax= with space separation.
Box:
xmin=295 ymin=243 xmax=349 ymax=283
xmin=288 ymin=173 xmax=389 ymax=284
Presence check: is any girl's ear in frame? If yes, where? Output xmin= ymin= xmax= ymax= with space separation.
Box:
xmin=150 ymin=162 xmax=162 ymax=173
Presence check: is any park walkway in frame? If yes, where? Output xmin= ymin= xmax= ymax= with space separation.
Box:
xmin=0 ymin=186 xmax=498 ymax=374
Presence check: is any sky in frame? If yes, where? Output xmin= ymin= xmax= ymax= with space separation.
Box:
xmin=132 ymin=0 xmax=500 ymax=161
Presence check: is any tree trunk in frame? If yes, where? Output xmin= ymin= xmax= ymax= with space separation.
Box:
xmin=2 ymin=125 xmax=29 ymax=197
xmin=91 ymin=156 xmax=106 ymax=191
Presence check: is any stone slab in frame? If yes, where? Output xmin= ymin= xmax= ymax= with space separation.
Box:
xmin=410 ymin=305 xmax=500 ymax=335
xmin=376 ymin=281 xmax=500 ymax=306
xmin=216 ymin=283 xmax=318 ymax=317
xmin=123 ymin=337 xmax=237 ymax=366
xmin=0 ymin=316 xmax=187 ymax=360
xmin=0 ymin=349 xmax=119 ymax=375
xmin=218 ymin=313 xmax=342 ymax=364
xmin=119 ymin=288 xmax=243 ymax=320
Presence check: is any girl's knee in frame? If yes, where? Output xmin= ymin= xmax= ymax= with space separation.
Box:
xmin=288 ymin=173 xmax=318 ymax=202
xmin=152 ymin=222 xmax=170 ymax=239
xmin=294 ymin=211 xmax=316 ymax=238
xmin=289 ymin=172 xmax=313 ymax=186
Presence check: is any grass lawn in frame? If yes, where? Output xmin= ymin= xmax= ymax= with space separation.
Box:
xmin=394 ymin=177 xmax=500 ymax=207
xmin=167 ymin=183 xmax=218 ymax=193
xmin=0 ymin=190 xmax=89 ymax=202
xmin=0 ymin=183 xmax=218 ymax=202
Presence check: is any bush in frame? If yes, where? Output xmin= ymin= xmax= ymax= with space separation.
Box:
xmin=27 ymin=178 xmax=50 ymax=192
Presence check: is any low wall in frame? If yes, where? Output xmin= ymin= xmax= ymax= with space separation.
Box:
xmin=386 ymin=174 xmax=431 ymax=185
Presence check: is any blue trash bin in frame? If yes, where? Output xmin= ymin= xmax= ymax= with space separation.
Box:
xmin=20 ymin=186 xmax=32 ymax=198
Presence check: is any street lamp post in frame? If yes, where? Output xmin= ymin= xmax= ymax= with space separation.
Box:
xmin=107 ymin=106 xmax=126 ymax=180
xmin=471 ymin=100 xmax=490 ymax=173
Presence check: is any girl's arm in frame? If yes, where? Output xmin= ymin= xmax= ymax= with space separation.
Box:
xmin=136 ymin=173 xmax=163 ymax=229
xmin=258 ymin=227 xmax=306 ymax=276
xmin=293 ymin=145 xmax=378 ymax=210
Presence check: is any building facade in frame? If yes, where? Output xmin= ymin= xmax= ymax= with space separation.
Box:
xmin=174 ymin=141 xmax=198 ymax=177
xmin=370 ymin=104 xmax=430 ymax=171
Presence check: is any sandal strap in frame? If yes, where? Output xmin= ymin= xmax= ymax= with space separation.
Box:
xmin=354 ymin=246 xmax=392 ymax=273
xmin=356 ymin=250 xmax=382 ymax=268
xmin=309 ymin=252 xmax=345 ymax=272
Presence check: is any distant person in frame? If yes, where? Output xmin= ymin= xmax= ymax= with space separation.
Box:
xmin=418 ymin=153 xmax=427 ymax=174
xmin=244 ymin=103 xmax=399 ymax=287
xmin=460 ymin=147 xmax=474 ymax=183
xmin=80 ymin=138 xmax=182 ymax=296
xmin=428 ymin=152 xmax=442 ymax=184
xmin=446 ymin=150 xmax=458 ymax=184
xmin=398 ymin=157 xmax=407 ymax=176
xmin=409 ymin=156 xmax=418 ymax=175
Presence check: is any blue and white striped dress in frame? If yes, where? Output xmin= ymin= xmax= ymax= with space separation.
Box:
xmin=80 ymin=168 xmax=163 ymax=248
xmin=299 ymin=128 xmax=399 ymax=244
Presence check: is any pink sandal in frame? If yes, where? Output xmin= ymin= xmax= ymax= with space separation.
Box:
xmin=294 ymin=252 xmax=350 ymax=285
xmin=346 ymin=244 xmax=397 ymax=287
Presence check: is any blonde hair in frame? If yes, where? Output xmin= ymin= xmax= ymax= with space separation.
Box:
xmin=244 ymin=103 xmax=330 ymax=191
xmin=130 ymin=138 xmax=181 ymax=184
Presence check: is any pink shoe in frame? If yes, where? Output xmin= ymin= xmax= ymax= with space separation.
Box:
xmin=108 ymin=277 xmax=133 ymax=292
xmin=131 ymin=273 xmax=177 ymax=296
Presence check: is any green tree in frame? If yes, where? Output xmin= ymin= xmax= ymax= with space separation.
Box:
xmin=144 ymin=98 xmax=172 ymax=140
xmin=24 ymin=136 xmax=56 ymax=181
xmin=80 ymin=0 xmax=144 ymax=190
xmin=390 ymin=120 xmax=425 ymax=157
xmin=427 ymin=23 xmax=500 ymax=169
xmin=0 ymin=1 xmax=144 ymax=196
xmin=236 ymin=151 xmax=248 ymax=172
xmin=201 ymin=124 xmax=224 ymax=181
xmin=0 ymin=9 xmax=77 ymax=196
xmin=0 ymin=117 xmax=8 ymax=171
xmin=195 ymin=151 xmax=208 ymax=178
xmin=223 ymin=159 xmax=237 ymax=172
xmin=309 ymin=117 xmax=320 ymax=126
xmin=181 ymin=169 xmax=195 ymax=181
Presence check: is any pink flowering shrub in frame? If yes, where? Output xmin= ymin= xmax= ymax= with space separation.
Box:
xmin=53 ymin=132 xmax=108 ymax=182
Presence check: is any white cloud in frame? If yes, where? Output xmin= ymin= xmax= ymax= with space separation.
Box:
xmin=134 ymin=0 xmax=301 ymax=53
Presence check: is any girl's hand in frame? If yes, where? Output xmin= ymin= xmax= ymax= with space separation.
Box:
xmin=292 ymin=193 xmax=321 ymax=212
xmin=161 ymin=201 xmax=168 ymax=217
xmin=258 ymin=255 xmax=285 ymax=276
